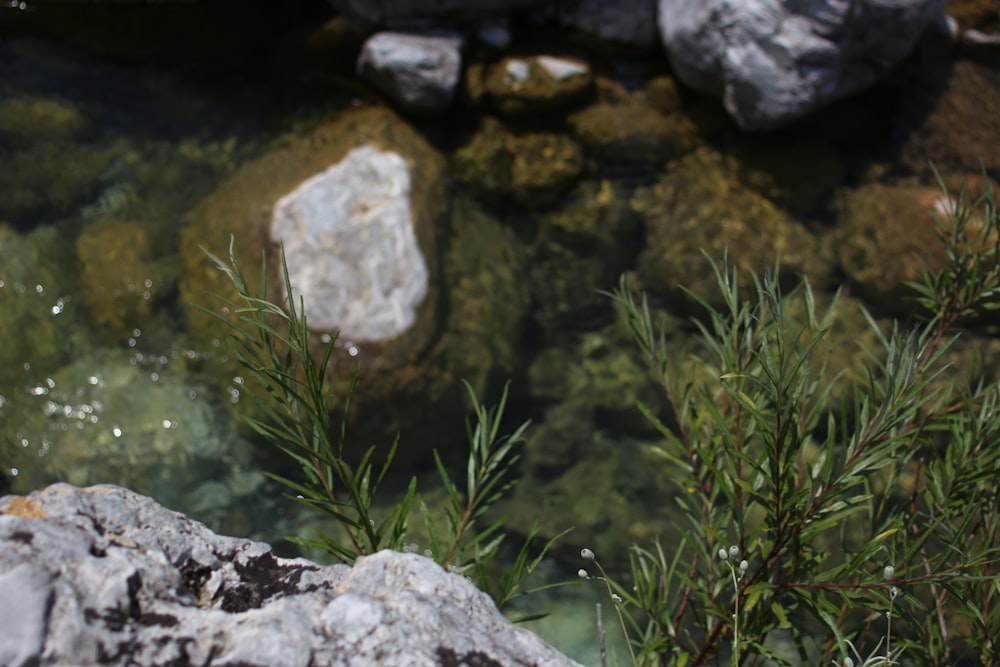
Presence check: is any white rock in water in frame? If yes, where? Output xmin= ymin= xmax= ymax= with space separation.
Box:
xmin=536 ymin=56 xmax=589 ymax=81
xmin=505 ymin=58 xmax=531 ymax=83
xmin=270 ymin=145 xmax=428 ymax=343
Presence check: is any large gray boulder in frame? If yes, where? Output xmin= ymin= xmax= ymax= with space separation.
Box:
xmin=0 ymin=484 xmax=583 ymax=667
xmin=658 ymin=0 xmax=946 ymax=130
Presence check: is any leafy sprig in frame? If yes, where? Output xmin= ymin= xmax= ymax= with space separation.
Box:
xmin=201 ymin=237 xmax=564 ymax=612
xmin=593 ymin=172 xmax=1000 ymax=666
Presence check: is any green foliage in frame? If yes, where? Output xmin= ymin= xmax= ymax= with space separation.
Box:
xmin=201 ymin=238 xmax=561 ymax=611
xmin=591 ymin=173 xmax=1000 ymax=666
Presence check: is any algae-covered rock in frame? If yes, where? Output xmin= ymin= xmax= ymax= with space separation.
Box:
xmin=0 ymin=224 xmax=79 ymax=388
xmin=467 ymin=54 xmax=593 ymax=115
xmin=438 ymin=194 xmax=530 ymax=395
xmin=77 ymin=219 xmax=178 ymax=341
xmin=568 ymin=102 xmax=698 ymax=164
xmin=633 ymin=147 xmax=830 ymax=310
xmin=526 ymin=179 xmax=641 ymax=333
xmin=898 ymin=58 xmax=1000 ymax=176
xmin=452 ymin=116 xmax=585 ymax=206
xmin=836 ymin=182 xmax=953 ymax=315
xmin=181 ymin=107 xmax=445 ymax=353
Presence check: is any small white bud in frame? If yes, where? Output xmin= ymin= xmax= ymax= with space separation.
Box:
xmin=729 ymin=545 xmax=741 ymax=561
xmin=883 ymin=565 xmax=895 ymax=582
xmin=611 ymin=593 xmax=622 ymax=605
xmin=890 ymin=586 xmax=899 ymax=600
xmin=739 ymin=559 xmax=749 ymax=574
xmin=578 ymin=569 xmax=589 ymax=579
xmin=718 ymin=547 xmax=729 ymax=561
xmin=843 ymin=658 xmax=854 ymax=667
xmin=581 ymin=548 xmax=596 ymax=561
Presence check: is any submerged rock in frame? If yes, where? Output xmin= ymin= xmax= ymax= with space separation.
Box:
xmin=181 ymin=106 xmax=528 ymax=463
xmin=1 ymin=348 xmax=241 ymax=513
xmin=0 ymin=94 xmax=91 ymax=141
xmin=467 ymin=54 xmax=593 ymax=115
xmin=77 ymin=218 xmax=178 ymax=341
xmin=632 ymin=147 xmax=831 ymax=309
xmin=452 ymin=116 xmax=585 ymax=206
xmin=658 ymin=0 xmax=946 ymax=130
xmin=0 ymin=484 xmax=582 ymax=667
xmin=836 ymin=182 xmax=954 ymax=315
xmin=0 ymin=224 xmax=79 ymax=389
xmin=568 ymin=102 xmax=698 ymax=164
xmin=896 ymin=58 xmax=1000 ymax=176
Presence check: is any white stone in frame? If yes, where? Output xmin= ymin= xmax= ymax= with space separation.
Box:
xmin=536 ymin=56 xmax=589 ymax=81
xmin=270 ymin=145 xmax=428 ymax=343
xmin=505 ymin=58 xmax=531 ymax=83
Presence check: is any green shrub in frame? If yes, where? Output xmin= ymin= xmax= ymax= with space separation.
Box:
xmin=201 ymin=238 xmax=565 ymax=615
xmin=579 ymin=173 xmax=1000 ymax=666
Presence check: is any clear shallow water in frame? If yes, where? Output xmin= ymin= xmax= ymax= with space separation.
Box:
xmin=2 ymin=8 xmax=999 ymax=663
xmin=0 ymin=36 xmax=349 ymax=535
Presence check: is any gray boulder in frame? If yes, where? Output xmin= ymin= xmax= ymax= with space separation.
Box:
xmin=658 ymin=0 xmax=946 ymax=130
xmin=357 ymin=32 xmax=464 ymax=113
xmin=0 ymin=484 xmax=583 ymax=667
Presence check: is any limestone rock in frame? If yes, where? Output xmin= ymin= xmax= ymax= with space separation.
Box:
xmin=658 ymin=0 xmax=946 ymax=130
xmin=357 ymin=31 xmax=463 ymax=113
xmin=270 ymin=145 xmax=429 ymax=343
xmin=0 ymin=484 xmax=581 ymax=667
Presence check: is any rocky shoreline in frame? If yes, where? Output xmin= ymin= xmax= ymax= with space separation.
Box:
xmin=0 ymin=484 xmax=582 ymax=667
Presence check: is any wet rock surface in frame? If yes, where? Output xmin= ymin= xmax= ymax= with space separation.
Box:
xmin=658 ymin=0 xmax=947 ymax=130
xmin=0 ymin=484 xmax=583 ymax=667
xmin=357 ymin=31 xmax=464 ymax=113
